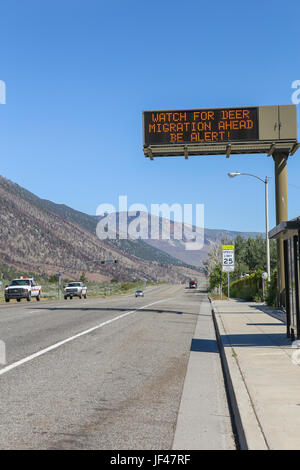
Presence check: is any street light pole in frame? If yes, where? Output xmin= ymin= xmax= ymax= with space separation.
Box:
xmin=265 ymin=176 xmax=270 ymax=283
xmin=228 ymin=172 xmax=271 ymax=282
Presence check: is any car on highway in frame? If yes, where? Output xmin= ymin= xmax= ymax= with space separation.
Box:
xmin=64 ymin=282 xmax=87 ymax=299
xmin=5 ymin=277 xmax=42 ymax=302
xmin=189 ymin=279 xmax=197 ymax=289
xmin=135 ymin=290 xmax=144 ymax=297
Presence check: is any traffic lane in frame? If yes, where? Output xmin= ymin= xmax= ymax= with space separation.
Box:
xmin=0 ymin=284 xmax=173 ymax=328
xmin=0 ymin=289 xmax=200 ymax=449
xmin=0 ymin=285 xmax=181 ymax=367
xmin=0 ymin=283 xmax=168 ymax=314
xmin=0 ymin=284 xmax=178 ymax=366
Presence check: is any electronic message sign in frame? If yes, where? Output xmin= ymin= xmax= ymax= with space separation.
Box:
xmin=142 ymin=105 xmax=298 ymax=158
xmin=143 ymin=107 xmax=258 ymax=146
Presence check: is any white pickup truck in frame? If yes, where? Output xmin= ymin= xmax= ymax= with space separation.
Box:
xmin=64 ymin=282 xmax=87 ymax=300
xmin=5 ymin=277 xmax=42 ymax=302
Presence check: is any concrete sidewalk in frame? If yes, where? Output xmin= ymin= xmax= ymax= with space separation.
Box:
xmin=212 ymin=299 xmax=300 ymax=450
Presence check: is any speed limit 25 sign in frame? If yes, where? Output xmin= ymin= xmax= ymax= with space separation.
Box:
xmin=222 ymin=245 xmax=235 ymax=272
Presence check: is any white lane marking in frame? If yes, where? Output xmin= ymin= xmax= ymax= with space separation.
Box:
xmin=0 ymin=297 xmax=173 ymax=377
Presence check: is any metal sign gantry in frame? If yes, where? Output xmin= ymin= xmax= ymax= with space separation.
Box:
xmin=142 ymin=104 xmax=299 ymax=306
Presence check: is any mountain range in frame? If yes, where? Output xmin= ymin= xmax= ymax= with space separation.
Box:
xmin=109 ymin=212 xmax=262 ymax=267
xmin=0 ymin=176 xmax=262 ymax=282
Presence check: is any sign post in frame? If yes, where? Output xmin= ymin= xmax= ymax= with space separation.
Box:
xmin=262 ymin=271 xmax=268 ymax=300
xmin=228 ymin=273 xmax=230 ymax=300
xmin=222 ymin=245 xmax=235 ymax=300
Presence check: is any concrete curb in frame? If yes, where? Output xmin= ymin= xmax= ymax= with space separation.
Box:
xmin=209 ymin=298 xmax=268 ymax=450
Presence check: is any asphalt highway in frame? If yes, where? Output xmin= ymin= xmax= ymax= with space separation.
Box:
xmin=0 ymin=284 xmax=234 ymax=449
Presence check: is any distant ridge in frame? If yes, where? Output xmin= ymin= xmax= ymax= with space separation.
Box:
xmin=0 ymin=176 xmax=200 ymax=282
xmin=0 ymin=175 xmax=263 ymax=279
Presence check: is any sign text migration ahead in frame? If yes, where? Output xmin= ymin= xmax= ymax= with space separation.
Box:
xmin=143 ymin=107 xmax=259 ymax=146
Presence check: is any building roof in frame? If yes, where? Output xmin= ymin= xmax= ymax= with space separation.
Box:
xmin=269 ymin=216 xmax=300 ymax=240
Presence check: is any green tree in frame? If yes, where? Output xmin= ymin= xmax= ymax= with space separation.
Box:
xmin=235 ymin=235 xmax=277 ymax=273
xmin=48 ymin=274 xmax=58 ymax=283
xmin=204 ymin=238 xmax=233 ymax=292
xmin=206 ymin=235 xmax=277 ymax=290
xmin=209 ymin=263 xmax=227 ymax=291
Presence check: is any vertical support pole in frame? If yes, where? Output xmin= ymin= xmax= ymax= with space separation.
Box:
xmin=293 ymin=235 xmax=300 ymax=338
xmin=228 ymin=272 xmax=230 ymax=300
xmin=284 ymin=239 xmax=290 ymax=337
xmin=273 ymin=151 xmax=288 ymax=307
xmin=58 ymin=273 xmax=62 ymax=300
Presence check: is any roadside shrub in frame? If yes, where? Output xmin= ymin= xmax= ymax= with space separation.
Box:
xmin=265 ymin=269 xmax=277 ymax=307
xmin=254 ymin=291 xmax=264 ymax=302
xmin=120 ymin=282 xmax=131 ymax=291
xmin=229 ymin=270 xmax=263 ymax=301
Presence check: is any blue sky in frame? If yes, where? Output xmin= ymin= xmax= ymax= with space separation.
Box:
xmin=0 ymin=0 xmax=299 ymax=233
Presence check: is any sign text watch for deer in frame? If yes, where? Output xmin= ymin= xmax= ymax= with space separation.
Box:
xmin=144 ymin=107 xmax=259 ymax=145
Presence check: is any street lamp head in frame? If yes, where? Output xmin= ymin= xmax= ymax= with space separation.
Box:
xmin=228 ymin=172 xmax=241 ymax=178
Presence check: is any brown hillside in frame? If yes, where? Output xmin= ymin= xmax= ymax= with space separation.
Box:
xmin=0 ymin=176 xmax=200 ymax=283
